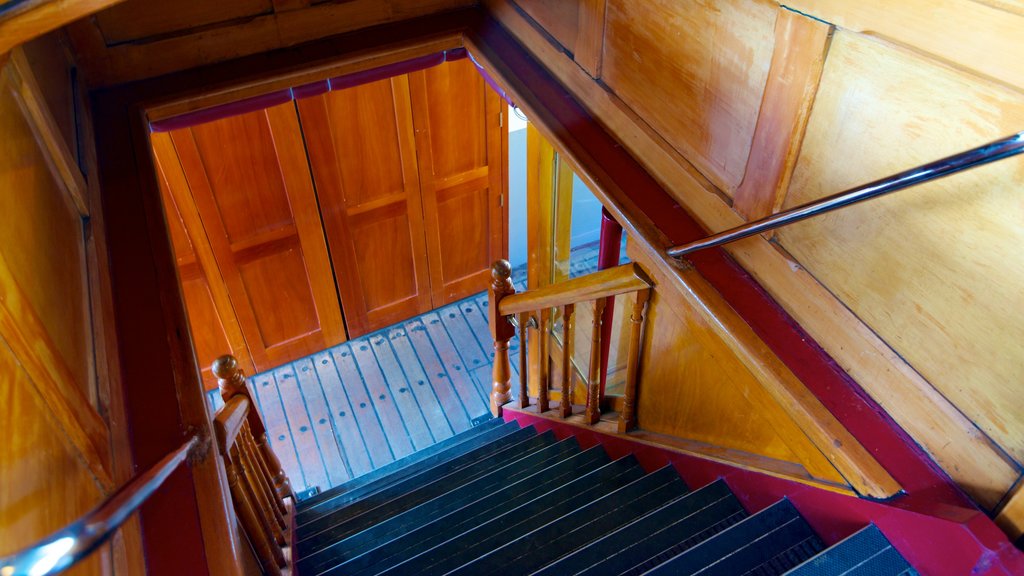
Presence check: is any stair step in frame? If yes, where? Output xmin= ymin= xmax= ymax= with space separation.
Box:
xmin=643 ymin=499 xmax=824 ymax=576
xmin=298 ymin=436 xmax=584 ymax=575
xmin=533 ymin=479 xmax=746 ymax=576
xmin=296 ymin=428 xmax=556 ymax=555
xmin=376 ymin=455 xmax=647 ymax=576
xmin=296 ymin=418 xmax=513 ymax=523
xmin=296 ymin=423 xmax=535 ymax=533
xmin=334 ymin=446 xmax=611 ymax=576
xmin=449 ymin=465 xmax=689 ymax=576
xmin=783 ymin=525 xmax=917 ymax=576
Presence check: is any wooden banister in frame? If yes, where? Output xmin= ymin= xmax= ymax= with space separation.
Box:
xmin=214 ymin=354 xmax=294 ymax=502
xmin=498 ymin=263 xmax=653 ymax=315
xmin=213 ymin=384 xmax=293 ymax=576
xmin=489 ymin=260 xmax=652 ymax=430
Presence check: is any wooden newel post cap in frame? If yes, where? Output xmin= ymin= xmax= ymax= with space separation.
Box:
xmin=213 ymin=354 xmax=246 ymax=400
xmin=491 ymin=259 xmax=512 ymax=283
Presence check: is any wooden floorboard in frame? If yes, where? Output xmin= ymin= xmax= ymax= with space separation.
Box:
xmin=207 ymin=241 xmax=619 ymax=494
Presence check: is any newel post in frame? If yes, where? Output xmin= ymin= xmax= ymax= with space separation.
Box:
xmin=489 ymin=260 xmax=516 ymax=416
xmin=214 ymin=355 xmax=295 ymax=502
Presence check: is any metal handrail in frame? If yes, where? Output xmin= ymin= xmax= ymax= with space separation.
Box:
xmin=667 ymin=131 xmax=1024 ymax=257
xmin=0 ymin=436 xmax=200 ymax=576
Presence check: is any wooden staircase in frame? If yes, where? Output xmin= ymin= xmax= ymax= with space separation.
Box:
xmin=289 ymin=418 xmax=918 ymax=576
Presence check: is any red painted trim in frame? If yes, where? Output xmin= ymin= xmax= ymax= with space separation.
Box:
xmin=503 ymin=411 xmax=1024 ymax=576
xmin=597 ymin=207 xmax=623 ymax=396
xmin=150 ymin=48 xmax=467 ymax=132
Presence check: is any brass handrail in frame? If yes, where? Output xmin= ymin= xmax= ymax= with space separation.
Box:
xmin=0 ymin=436 xmax=200 ymax=576
xmin=667 ymin=131 xmax=1024 ymax=257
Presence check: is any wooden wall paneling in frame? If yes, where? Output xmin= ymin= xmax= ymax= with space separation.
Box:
xmin=64 ymin=0 xmax=476 ymax=87
xmin=732 ymin=10 xmax=831 ymax=221
xmin=151 ymin=132 xmax=255 ymax=389
xmin=511 ymin=0 xmax=579 ymax=54
xmin=776 ymin=31 xmax=1024 ymax=486
xmin=573 ymin=0 xmax=606 ymax=78
xmin=168 ymin=104 xmax=345 ymax=372
xmin=297 ymin=76 xmax=433 ymax=337
xmin=19 ymin=32 xmax=79 ymax=173
xmin=6 ymin=47 xmax=88 ymax=216
xmin=0 ymin=70 xmax=112 ymax=488
xmin=783 ymin=0 xmax=1024 ymax=93
xmin=601 ymin=0 xmax=778 ymax=194
xmin=478 ymin=0 xmax=1019 ymax=508
xmin=93 ymin=0 xmax=274 ymax=45
xmin=411 ymin=58 xmax=506 ymax=306
xmin=0 ymin=335 xmax=107 ymax=575
xmin=0 ymin=0 xmax=129 ymax=54
xmin=996 ymin=474 xmax=1024 ymax=543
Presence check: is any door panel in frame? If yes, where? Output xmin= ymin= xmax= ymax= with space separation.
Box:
xmin=410 ymin=58 xmax=506 ymax=306
xmin=168 ymin=103 xmax=345 ymax=370
xmin=152 ymin=132 xmax=256 ymax=388
xmin=297 ymin=75 xmax=432 ymax=337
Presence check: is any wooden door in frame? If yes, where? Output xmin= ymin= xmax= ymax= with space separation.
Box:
xmin=410 ymin=58 xmax=507 ymax=306
xmin=297 ymin=76 xmax=433 ymax=337
xmin=151 ymin=132 xmax=255 ymax=389
xmin=167 ymin=103 xmax=345 ymax=371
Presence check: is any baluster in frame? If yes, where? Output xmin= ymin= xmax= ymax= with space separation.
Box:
xmin=618 ymin=290 xmax=651 ymax=433
xmin=241 ymin=422 xmax=286 ymax=532
xmin=232 ymin=444 xmax=287 ymax=569
xmin=517 ymin=312 xmax=529 ymax=409
xmin=225 ymin=458 xmax=283 ymax=576
xmin=489 ymin=260 xmax=516 ymax=416
xmin=585 ymin=297 xmax=607 ymax=424
xmin=237 ymin=432 xmax=286 ymax=547
xmin=560 ymin=303 xmax=575 ymax=418
xmin=538 ymin=309 xmax=550 ymax=413
xmin=246 ymin=425 xmax=287 ymax=518
xmin=215 ymin=355 xmax=295 ymax=503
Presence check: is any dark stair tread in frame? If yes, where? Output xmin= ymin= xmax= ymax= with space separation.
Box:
xmin=643 ymin=499 xmax=824 ymax=576
xmin=533 ymin=479 xmax=747 ymax=576
xmin=334 ymin=446 xmax=612 ymax=576
xmin=448 ymin=465 xmax=689 ymax=576
xmin=375 ymin=455 xmax=647 ymax=576
xmin=297 ymin=428 xmax=557 ymax=554
xmin=297 ymin=418 xmax=515 ymax=522
xmin=783 ymin=525 xmax=918 ymax=576
xmin=297 ymin=424 xmax=537 ymax=535
xmin=299 ymin=436 xmax=584 ymax=574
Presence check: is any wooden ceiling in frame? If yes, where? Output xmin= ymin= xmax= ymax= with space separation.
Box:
xmin=64 ymin=0 xmax=476 ymax=87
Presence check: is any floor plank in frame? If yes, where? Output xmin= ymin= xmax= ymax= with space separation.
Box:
xmin=207 ymin=241 xmax=612 ymax=494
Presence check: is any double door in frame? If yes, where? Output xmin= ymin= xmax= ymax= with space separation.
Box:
xmin=153 ymin=58 xmax=506 ymax=388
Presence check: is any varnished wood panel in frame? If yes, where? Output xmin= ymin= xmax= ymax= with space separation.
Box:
xmin=0 ymin=336 xmax=107 ymax=576
xmin=479 ymin=0 xmax=1018 ymax=509
xmin=602 ymin=0 xmax=777 ymax=192
xmin=512 ymin=0 xmax=579 ymax=54
xmin=298 ymin=76 xmax=432 ymax=337
xmin=20 ymin=32 xmax=79 ymax=169
xmin=168 ymin=103 xmax=345 ymax=371
xmin=94 ymin=0 xmax=273 ymax=45
xmin=411 ymin=58 xmax=506 ymax=306
xmin=0 ymin=76 xmax=92 ymax=404
xmin=777 ymin=31 xmax=1024 ymax=467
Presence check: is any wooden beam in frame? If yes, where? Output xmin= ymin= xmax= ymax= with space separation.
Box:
xmin=5 ymin=47 xmax=89 ymax=216
xmin=0 ymin=0 xmax=129 ymax=54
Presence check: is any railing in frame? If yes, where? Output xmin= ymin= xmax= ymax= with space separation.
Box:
xmin=489 ymin=260 xmax=653 ymax=432
xmin=213 ymin=355 xmax=295 ymax=576
xmin=667 ymin=131 xmax=1024 ymax=257
xmin=0 ymin=436 xmax=201 ymax=576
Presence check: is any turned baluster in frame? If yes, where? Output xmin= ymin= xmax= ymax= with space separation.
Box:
xmin=560 ymin=303 xmax=575 ymax=418
xmin=618 ymin=289 xmax=650 ymax=433
xmin=585 ymin=297 xmax=607 ymax=424
xmin=214 ymin=355 xmax=294 ymax=503
xmin=517 ymin=312 xmax=529 ymax=409
xmin=537 ymin=309 xmax=550 ymax=413
xmin=489 ymin=260 xmax=516 ymax=416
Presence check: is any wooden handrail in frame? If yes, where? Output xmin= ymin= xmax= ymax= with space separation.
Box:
xmin=498 ymin=263 xmax=653 ymax=316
